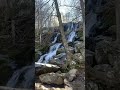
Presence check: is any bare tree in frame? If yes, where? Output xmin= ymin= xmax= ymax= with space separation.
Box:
xmin=35 ymin=0 xmax=53 ymax=45
xmin=54 ymin=0 xmax=73 ymax=67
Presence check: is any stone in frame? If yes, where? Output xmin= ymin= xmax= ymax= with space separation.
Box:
xmin=74 ymin=41 xmax=84 ymax=53
xmin=65 ymin=69 xmax=78 ymax=82
xmin=39 ymin=73 xmax=64 ymax=85
xmin=73 ymin=53 xmax=84 ymax=63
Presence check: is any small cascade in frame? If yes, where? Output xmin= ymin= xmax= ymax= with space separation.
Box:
xmin=37 ymin=43 xmax=62 ymax=63
xmin=7 ymin=65 xmax=34 ymax=88
xmin=52 ymin=33 xmax=60 ymax=44
xmin=36 ymin=22 xmax=79 ymax=66
xmin=67 ymin=31 xmax=76 ymax=42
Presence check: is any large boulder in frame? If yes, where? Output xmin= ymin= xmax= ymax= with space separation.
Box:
xmin=65 ymin=69 xmax=78 ymax=82
xmin=39 ymin=73 xmax=64 ymax=85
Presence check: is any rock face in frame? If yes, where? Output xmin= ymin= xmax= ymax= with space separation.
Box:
xmin=39 ymin=73 xmax=64 ymax=85
xmin=86 ymin=0 xmax=119 ymax=89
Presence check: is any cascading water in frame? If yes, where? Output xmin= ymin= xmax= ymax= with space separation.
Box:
xmin=7 ymin=22 xmax=79 ymax=88
xmin=52 ymin=33 xmax=60 ymax=44
xmin=35 ymin=22 xmax=79 ymax=66
xmin=67 ymin=31 xmax=76 ymax=42
xmin=7 ymin=65 xmax=34 ymax=88
xmin=36 ymin=43 xmax=62 ymax=64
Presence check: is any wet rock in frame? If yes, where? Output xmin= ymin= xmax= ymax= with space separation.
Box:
xmin=39 ymin=73 xmax=64 ymax=85
xmin=49 ymin=53 xmax=66 ymax=68
xmin=57 ymin=46 xmax=75 ymax=54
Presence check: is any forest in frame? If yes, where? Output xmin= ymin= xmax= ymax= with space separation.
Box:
xmin=0 ymin=0 xmax=120 ymax=90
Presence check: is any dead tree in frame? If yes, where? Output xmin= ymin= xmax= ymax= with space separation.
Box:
xmin=54 ymin=0 xmax=73 ymax=67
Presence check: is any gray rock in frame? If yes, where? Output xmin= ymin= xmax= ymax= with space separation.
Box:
xmin=65 ymin=69 xmax=78 ymax=82
xmin=39 ymin=73 xmax=64 ymax=85
xmin=73 ymin=53 xmax=84 ymax=63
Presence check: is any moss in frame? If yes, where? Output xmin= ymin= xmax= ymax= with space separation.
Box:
xmin=77 ymin=30 xmax=83 ymax=38
xmin=39 ymin=45 xmax=49 ymax=54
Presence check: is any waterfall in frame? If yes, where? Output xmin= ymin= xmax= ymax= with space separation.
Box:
xmin=7 ymin=65 xmax=34 ymax=88
xmin=52 ymin=33 xmax=60 ymax=44
xmin=37 ymin=43 xmax=62 ymax=63
xmin=67 ymin=31 xmax=76 ymax=42
xmin=36 ymin=22 xmax=79 ymax=66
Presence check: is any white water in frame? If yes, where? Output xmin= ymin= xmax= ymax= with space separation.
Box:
xmin=7 ymin=65 xmax=34 ymax=88
xmin=67 ymin=31 xmax=76 ymax=42
xmin=52 ymin=33 xmax=60 ymax=44
xmin=37 ymin=43 xmax=62 ymax=64
xmin=36 ymin=22 xmax=78 ymax=65
xmin=6 ymin=22 xmax=80 ymax=88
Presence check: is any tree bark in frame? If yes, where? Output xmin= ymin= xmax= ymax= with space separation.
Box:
xmin=80 ymin=0 xmax=85 ymax=59
xmin=54 ymin=0 xmax=72 ymax=67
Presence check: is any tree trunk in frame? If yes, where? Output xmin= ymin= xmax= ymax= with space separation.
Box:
xmin=116 ymin=0 xmax=120 ymax=43
xmin=80 ymin=0 xmax=85 ymax=59
xmin=80 ymin=0 xmax=85 ymax=42
xmin=37 ymin=7 xmax=41 ymax=46
xmin=54 ymin=0 xmax=72 ymax=67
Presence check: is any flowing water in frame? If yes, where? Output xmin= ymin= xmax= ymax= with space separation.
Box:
xmin=35 ymin=22 xmax=78 ymax=65
xmin=7 ymin=22 xmax=79 ymax=88
xmin=7 ymin=65 xmax=34 ymax=88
